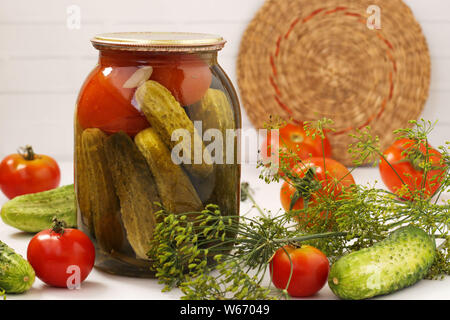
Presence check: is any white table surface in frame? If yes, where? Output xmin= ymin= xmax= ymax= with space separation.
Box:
xmin=1 ymin=161 xmax=448 ymax=300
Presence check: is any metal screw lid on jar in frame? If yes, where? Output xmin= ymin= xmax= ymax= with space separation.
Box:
xmin=91 ymin=32 xmax=226 ymax=52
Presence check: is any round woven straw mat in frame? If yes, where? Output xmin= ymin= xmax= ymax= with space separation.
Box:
xmin=237 ymin=0 xmax=430 ymax=166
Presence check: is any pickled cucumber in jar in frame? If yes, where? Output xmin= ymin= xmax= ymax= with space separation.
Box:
xmin=75 ymin=32 xmax=241 ymax=277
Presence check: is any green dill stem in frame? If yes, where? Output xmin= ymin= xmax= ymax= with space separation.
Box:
xmin=320 ymin=149 xmax=367 ymax=193
xmin=243 ymin=187 xmax=267 ymax=218
xmin=200 ymin=239 xmax=243 ymax=256
xmin=433 ymin=174 xmax=448 ymax=204
xmin=437 ymin=239 xmax=448 ymax=250
xmin=320 ymin=133 xmax=327 ymax=177
xmin=433 ymin=191 xmax=442 ymax=205
xmin=197 ymin=238 xmax=238 ymax=249
xmin=282 ymin=246 xmax=294 ymax=299
xmin=350 ymin=136 xmax=408 ymax=192
xmin=420 ymin=140 xmax=431 ymax=196
xmin=335 ymin=149 xmax=372 ymax=187
xmin=384 ymin=219 xmax=411 ymax=230
xmin=378 ymin=151 xmax=410 ymax=190
xmin=271 ymin=231 xmax=347 ymax=244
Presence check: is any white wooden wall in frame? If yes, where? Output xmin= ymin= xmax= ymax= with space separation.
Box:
xmin=0 ymin=0 xmax=449 ymax=161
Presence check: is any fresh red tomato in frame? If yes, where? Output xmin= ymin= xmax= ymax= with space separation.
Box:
xmin=261 ymin=123 xmax=332 ymax=173
xmin=270 ymin=245 xmax=329 ymax=297
xmin=27 ymin=221 xmax=95 ymax=288
xmin=150 ymin=54 xmax=212 ymax=106
xmin=280 ymin=158 xmax=355 ymax=224
xmin=379 ymin=138 xmax=445 ymax=200
xmin=0 ymin=146 xmax=61 ymax=199
xmin=77 ymin=65 xmax=150 ymax=136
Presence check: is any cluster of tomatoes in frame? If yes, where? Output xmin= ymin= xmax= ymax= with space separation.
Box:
xmin=260 ymin=123 xmax=445 ymax=298
xmin=0 ymin=147 xmax=95 ymax=288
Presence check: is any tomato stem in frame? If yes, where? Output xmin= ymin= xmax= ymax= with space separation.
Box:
xmin=18 ymin=145 xmax=36 ymax=161
xmin=51 ymin=218 xmax=66 ymax=235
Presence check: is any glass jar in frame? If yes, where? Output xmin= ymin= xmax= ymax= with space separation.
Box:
xmin=75 ymin=32 xmax=241 ymax=277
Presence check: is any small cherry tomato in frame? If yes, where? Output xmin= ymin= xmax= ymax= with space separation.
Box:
xmin=379 ymin=138 xmax=445 ymax=200
xmin=280 ymin=158 xmax=355 ymax=226
xmin=261 ymin=123 xmax=332 ymax=174
xmin=270 ymin=245 xmax=329 ymax=297
xmin=0 ymin=145 xmax=61 ymax=199
xmin=27 ymin=220 xmax=95 ymax=288
xmin=150 ymin=54 xmax=212 ymax=106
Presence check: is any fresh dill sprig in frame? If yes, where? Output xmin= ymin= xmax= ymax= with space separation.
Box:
xmin=148 ymin=204 xmax=231 ymax=291
xmin=148 ymin=196 xmax=345 ymax=300
xmin=426 ymin=238 xmax=450 ymax=279
xmin=348 ymin=126 xmax=380 ymax=166
xmin=304 ymin=117 xmax=335 ymax=140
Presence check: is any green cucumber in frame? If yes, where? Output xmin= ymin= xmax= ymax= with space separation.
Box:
xmin=1 ymin=185 xmax=76 ymax=233
xmin=328 ymin=225 xmax=436 ymax=300
xmin=0 ymin=240 xmax=35 ymax=293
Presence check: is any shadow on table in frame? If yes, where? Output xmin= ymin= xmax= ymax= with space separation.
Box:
xmin=29 ymin=280 xmax=109 ymax=299
xmin=8 ymin=231 xmax=34 ymax=240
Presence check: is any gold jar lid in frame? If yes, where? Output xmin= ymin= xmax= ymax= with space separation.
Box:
xmin=91 ymin=32 xmax=226 ymax=52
